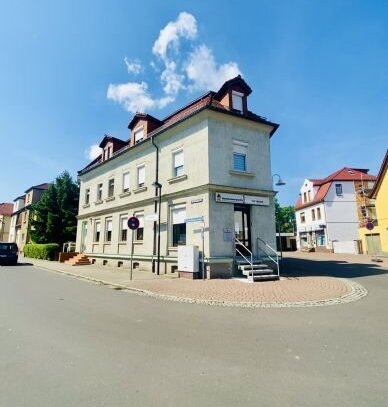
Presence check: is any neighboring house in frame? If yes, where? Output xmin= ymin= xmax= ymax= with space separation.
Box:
xmin=295 ymin=167 xmax=376 ymax=254
xmin=0 ymin=203 xmax=13 ymax=242
xmin=76 ymin=76 xmax=279 ymax=278
xmin=359 ymin=150 xmax=388 ymax=255
xmin=9 ymin=183 xmax=50 ymax=250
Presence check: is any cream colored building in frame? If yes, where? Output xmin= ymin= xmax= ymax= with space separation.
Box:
xmin=76 ymin=76 xmax=279 ymax=278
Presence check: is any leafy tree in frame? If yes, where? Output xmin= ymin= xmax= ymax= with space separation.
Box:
xmin=30 ymin=171 xmax=79 ymax=246
xmin=275 ymin=199 xmax=296 ymax=233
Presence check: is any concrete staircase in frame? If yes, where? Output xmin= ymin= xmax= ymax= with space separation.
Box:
xmin=65 ymin=253 xmax=91 ymax=266
xmin=236 ymin=257 xmax=279 ymax=282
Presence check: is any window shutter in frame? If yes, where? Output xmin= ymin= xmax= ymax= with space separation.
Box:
xmin=232 ymin=92 xmax=243 ymax=111
xmin=174 ymin=150 xmax=184 ymax=167
xmin=233 ymin=154 xmax=246 ymax=171
xmin=121 ymin=217 xmax=127 ymax=230
xmin=106 ymin=219 xmax=112 ymax=231
xmin=134 ymin=128 xmax=144 ymax=143
xmin=123 ymin=172 xmax=130 ymax=190
xmin=137 ymin=166 xmax=145 ymax=185
xmin=96 ymin=222 xmax=101 ymax=232
xmin=136 ymin=214 xmax=144 ymax=228
xmin=172 ymin=208 xmax=186 ymax=225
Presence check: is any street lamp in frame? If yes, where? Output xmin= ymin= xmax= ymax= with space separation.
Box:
xmin=272 ymin=174 xmax=286 ymax=269
xmin=152 ymin=181 xmax=162 ymax=275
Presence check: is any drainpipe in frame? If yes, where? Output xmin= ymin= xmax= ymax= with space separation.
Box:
xmin=151 ymin=135 xmax=160 ymax=274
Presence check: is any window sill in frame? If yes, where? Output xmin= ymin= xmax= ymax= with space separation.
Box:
xmin=133 ymin=186 xmax=147 ymax=194
xmin=104 ymin=241 xmax=112 ymax=244
xmin=82 ymin=204 xmax=90 ymax=209
xmin=133 ymin=240 xmax=143 ymax=245
xmin=119 ymin=191 xmax=131 ymax=198
xmin=167 ymin=174 xmax=188 ymax=184
xmin=118 ymin=241 xmax=128 ymax=245
xmin=229 ymin=170 xmax=255 ymax=177
xmin=94 ymin=200 xmax=103 ymax=205
xmin=105 ymin=196 xmax=115 ymax=202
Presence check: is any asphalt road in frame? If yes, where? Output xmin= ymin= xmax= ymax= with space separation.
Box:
xmin=1 ymin=261 xmax=387 ymax=407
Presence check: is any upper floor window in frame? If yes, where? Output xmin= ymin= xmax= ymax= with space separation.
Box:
xmin=232 ymin=91 xmax=243 ymax=113
xmin=307 ymin=190 xmax=311 ymax=201
xmin=300 ymin=212 xmax=306 ymax=223
xmin=173 ymin=149 xmax=184 ymax=177
xmin=171 ymin=206 xmax=186 ymax=246
xmin=108 ymin=178 xmax=115 ymax=197
xmin=134 ymin=127 xmax=144 ymax=144
xmin=105 ymin=218 xmax=112 ymax=242
xmin=312 ymin=209 xmax=316 ymax=221
xmin=303 ymin=192 xmax=307 ymax=203
xmin=122 ymin=172 xmax=130 ymax=193
xmin=97 ymin=183 xmax=103 ymax=201
xmin=137 ymin=165 xmax=145 ymax=187
xmin=317 ymin=207 xmax=321 ymax=220
xmin=85 ymin=188 xmax=90 ymax=205
xmin=335 ymin=184 xmax=343 ymax=196
xmin=233 ymin=141 xmax=247 ymax=172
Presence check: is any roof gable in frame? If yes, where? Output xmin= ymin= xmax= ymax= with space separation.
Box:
xmin=370 ymin=150 xmax=388 ymax=198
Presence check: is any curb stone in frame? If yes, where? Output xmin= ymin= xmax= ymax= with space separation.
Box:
xmin=33 ymin=265 xmax=368 ymax=309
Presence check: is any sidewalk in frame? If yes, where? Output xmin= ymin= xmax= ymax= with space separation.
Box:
xmin=23 ymin=256 xmax=368 ymax=308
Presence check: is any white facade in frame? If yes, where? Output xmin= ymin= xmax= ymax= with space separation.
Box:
xmin=76 ymin=97 xmax=278 ymax=278
xmin=295 ymin=174 xmax=373 ymax=254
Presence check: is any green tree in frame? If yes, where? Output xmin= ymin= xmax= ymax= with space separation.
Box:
xmin=30 ymin=171 xmax=79 ymax=246
xmin=275 ymin=199 xmax=296 ymax=233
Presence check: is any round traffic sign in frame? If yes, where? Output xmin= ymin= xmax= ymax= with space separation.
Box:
xmin=127 ymin=216 xmax=140 ymax=230
xmin=366 ymin=221 xmax=374 ymax=231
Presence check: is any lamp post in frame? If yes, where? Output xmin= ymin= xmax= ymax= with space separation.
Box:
xmin=152 ymin=181 xmax=162 ymax=275
xmin=272 ymin=174 xmax=286 ymax=269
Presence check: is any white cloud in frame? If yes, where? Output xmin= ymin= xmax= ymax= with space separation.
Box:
xmin=107 ymin=12 xmax=241 ymax=113
xmin=107 ymin=81 xmax=173 ymax=113
xmin=86 ymin=144 xmax=101 ymax=161
xmin=152 ymin=12 xmax=197 ymax=61
xmin=185 ymin=45 xmax=241 ymax=91
xmin=124 ymin=57 xmax=142 ymax=74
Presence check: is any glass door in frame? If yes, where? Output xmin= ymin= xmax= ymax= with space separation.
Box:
xmin=234 ymin=204 xmax=251 ymax=255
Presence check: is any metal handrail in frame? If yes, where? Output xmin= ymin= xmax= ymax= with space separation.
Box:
xmin=256 ymin=237 xmax=280 ymax=277
xmin=235 ymin=237 xmax=254 ymax=282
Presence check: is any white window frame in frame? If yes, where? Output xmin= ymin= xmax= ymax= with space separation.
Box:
xmin=120 ymin=215 xmax=128 ymax=241
xmin=170 ymin=205 xmax=187 ymax=247
xmin=108 ymin=178 xmax=115 ymax=197
xmin=232 ymin=91 xmax=244 ymax=112
xmin=134 ymin=212 xmax=144 ymax=241
xmin=94 ymin=220 xmax=101 ymax=242
xmin=97 ymin=183 xmax=103 ymax=201
xmin=122 ymin=171 xmax=130 ymax=193
xmin=137 ymin=165 xmax=146 ymax=187
xmin=134 ymin=127 xmax=144 ymax=144
xmin=233 ymin=140 xmax=248 ymax=172
xmin=85 ymin=188 xmax=90 ymax=205
xmin=172 ymin=149 xmax=184 ymax=177
xmin=105 ymin=217 xmax=113 ymax=242
xmin=335 ymin=184 xmax=343 ymax=196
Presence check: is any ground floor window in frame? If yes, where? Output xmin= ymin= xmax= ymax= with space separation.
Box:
xmin=299 ymin=232 xmax=308 ymax=247
xmin=105 ymin=218 xmax=112 ymax=242
xmin=120 ymin=215 xmax=127 ymax=241
xmin=134 ymin=213 xmax=144 ymax=241
xmin=94 ymin=221 xmax=101 ymax=242
xmin=172 ymin=206 xmax=186 ymax=246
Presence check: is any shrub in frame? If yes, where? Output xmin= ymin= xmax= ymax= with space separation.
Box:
xmin=23 ymin=243 xmax=60 ymax=261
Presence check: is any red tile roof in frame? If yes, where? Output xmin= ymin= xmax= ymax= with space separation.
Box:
xmin=0 ymin=203 xmax=13 ymax=216
xmin=295 ymin=167 xmax=376 ymax=210
xmin=79 ymin=76 xmax=279 ymax=175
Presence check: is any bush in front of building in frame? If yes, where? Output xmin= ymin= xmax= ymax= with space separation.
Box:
xmin=23 ymin=243 xmax=60 ymax=261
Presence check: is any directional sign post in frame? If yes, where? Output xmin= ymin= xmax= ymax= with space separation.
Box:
xmin=127 ymin=216 xmax=139 ymax=280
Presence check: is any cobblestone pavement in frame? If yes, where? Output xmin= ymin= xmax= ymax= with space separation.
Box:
xmin=23 ymin=256 xmax=368 ymax=308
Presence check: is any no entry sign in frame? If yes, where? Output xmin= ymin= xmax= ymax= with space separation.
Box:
xmin=127 ymin=216 xmax=140 ymax=230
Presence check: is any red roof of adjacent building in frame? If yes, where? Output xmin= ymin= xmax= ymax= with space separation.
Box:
xmin=0 ymin=203 xmax=13 ymax=216
xmin=24 ymin=183 xmax=51 ymax=193
xmin=295 ymin=167 xmax=376 ymax=210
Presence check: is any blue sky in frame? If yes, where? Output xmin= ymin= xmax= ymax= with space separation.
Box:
xmin=1 ymin=0 xmax=387 ymax=206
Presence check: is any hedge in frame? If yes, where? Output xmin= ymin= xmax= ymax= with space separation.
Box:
xmin=23 ymin=243 xmax=60 ymax=261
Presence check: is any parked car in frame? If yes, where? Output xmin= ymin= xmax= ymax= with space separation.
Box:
xmin=0 ymin=242 xmax=18 ymax=265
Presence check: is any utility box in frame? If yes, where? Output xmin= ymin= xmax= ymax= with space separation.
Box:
xmin=178 ymin=246 xmax=199 ymax=278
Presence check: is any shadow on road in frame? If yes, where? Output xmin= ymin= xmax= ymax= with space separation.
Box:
xmin=282 ymin=256 xmax=388 ymax=279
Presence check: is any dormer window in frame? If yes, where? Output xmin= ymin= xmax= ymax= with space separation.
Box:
xmin=134 ymin=127 xmax=144 ymax=144
xmin=232 ymin=91 xmax=244 ymax=113
xmin=103 ymin=145 xmax=113 ymax=161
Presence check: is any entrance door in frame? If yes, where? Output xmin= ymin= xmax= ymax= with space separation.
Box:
xmin=366 ymin=233 xmax=382 ymax=255
xmin=234 ymin=204 xmax=251 ymax=255
xmin=80 ymin=221 xmax=88 ymax=253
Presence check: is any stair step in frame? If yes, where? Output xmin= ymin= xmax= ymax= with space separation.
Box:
xmin=242 ymin=269 xmax=274 ymax=276
xmin=252 ymin=274 xmax=279 ymax=281
xmin=238 ymin=264 xmax=268 ymax=271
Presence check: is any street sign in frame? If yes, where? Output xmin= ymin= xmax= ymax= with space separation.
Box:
xmin=185 ymin=216 xmax=204 ymax=224
xmin=366 ymin=221 xmax=374 ymax=231
xmin=127 ymin=216 xmax=140 ymax=230
xmin=145 ymin=213 xmax=158 ymax=222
